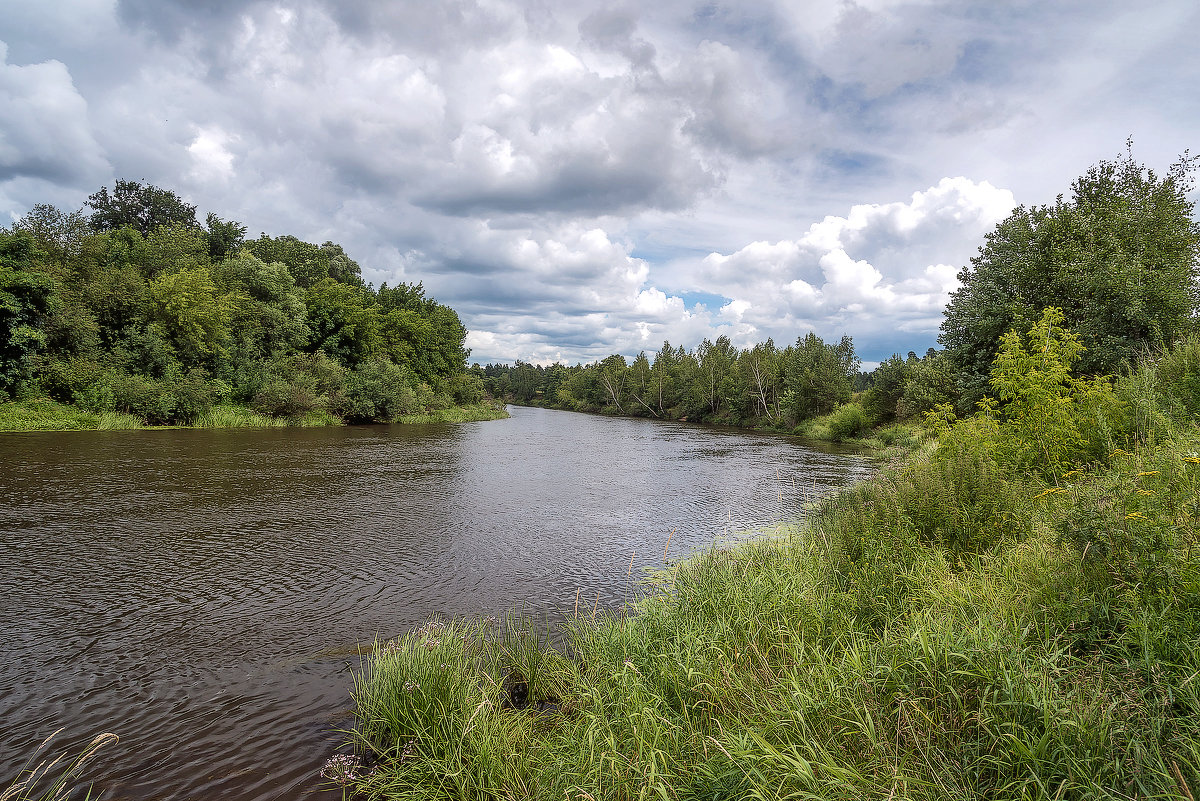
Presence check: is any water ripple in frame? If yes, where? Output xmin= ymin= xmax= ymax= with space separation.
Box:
xmin=0 ymin=408 xmax=870 ymax=800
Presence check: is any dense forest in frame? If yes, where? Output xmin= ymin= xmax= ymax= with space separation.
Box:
xmin=482 ymin=147 xmax=1200 ymax=440
xmin=478 ymin=336 xmax=955 ymax=437
xmin=0 ymin=180 xmax=486 ymax=426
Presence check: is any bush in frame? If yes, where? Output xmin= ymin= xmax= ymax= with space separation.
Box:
xmin=450 ymin=372 xmax=485 ymax=405
xmin=34 ymin=356 xmax=106 ymax=405
xmin=106 ymin=368 xmax=216 ymax=425
xmin=251 ymin=352 xmax=346 ymax=419
xmin=338 ymin=359 xmax=420 ymax=423
xmin=253 ymin=375 xmax=322 ymax=419
xmin=1152 ymin=335 xmax=1200 ymax=422
xmin=827 ymin=402 xmax=868 ymax=441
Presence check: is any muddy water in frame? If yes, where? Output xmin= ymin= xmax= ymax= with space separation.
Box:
xmin=0 ymin=406 xmax=869 ymax=800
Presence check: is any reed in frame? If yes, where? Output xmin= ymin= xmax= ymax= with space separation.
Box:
xmin=1 ymin=730 xmax=118 ymax=801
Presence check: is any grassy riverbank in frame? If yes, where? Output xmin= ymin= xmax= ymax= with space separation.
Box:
xmin=335 ymin=335 xmax=1200 ymax=800
xmin=0 ymin=397 xmax=508 ymax=432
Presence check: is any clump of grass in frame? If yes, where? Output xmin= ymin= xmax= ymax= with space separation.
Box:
xmin=95 ymin=411 xmax=144 ymax=430
xmin=0 ymin=398 xmax=100 ymax=431
xmin=192 ymin=404 xmax=286 ymax=428
xmin=396 ymin=403 xmax=510 ymax=425
xmin=2 ymin=729 xmax=118 ymax=801
xmin=295 ymin=408 xmax=344 ymax=426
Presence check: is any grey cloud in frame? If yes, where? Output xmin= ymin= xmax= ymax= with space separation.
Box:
xmin=578 ymin=8 xmax=657 ymax=70
xmin=0 ymin=47 xmax=108 ymax=186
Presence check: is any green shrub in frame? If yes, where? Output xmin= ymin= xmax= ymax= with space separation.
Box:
xmin=253 ymin=375 xmax=322 ymax=419
xmin=827 ymin=402 xmax=868 ymax=441
xmin=338 ymin=359 xmax=420 ymax=423
xmin=1151 ymin=335 xmax=1200 ymax=422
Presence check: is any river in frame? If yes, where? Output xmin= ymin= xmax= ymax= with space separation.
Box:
xmin=0 ymin=406 xmax=870 ymax=800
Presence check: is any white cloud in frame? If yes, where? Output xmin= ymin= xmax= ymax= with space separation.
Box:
xmin=187 ymin=126 xmax=236 ymax=183
xmin=692 ymin=177 xmax=1015 ymax=355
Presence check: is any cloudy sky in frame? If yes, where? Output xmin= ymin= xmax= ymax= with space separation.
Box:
xmin=2 ymin=1 xmax=1197 ymax=367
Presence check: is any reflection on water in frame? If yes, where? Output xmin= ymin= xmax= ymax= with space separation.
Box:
xmin=0 ymin=406 xmax=870 ymax=800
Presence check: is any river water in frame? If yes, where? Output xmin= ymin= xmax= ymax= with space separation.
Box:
xmin=0 ymin=406 xmax=870 ymax=800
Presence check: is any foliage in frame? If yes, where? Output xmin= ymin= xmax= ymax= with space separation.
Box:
xmin=203 ymin=213 xmax=247 ymax=261
xmin=936 ymin=308 xmax=1127 ymax=480
xmin=860 ymin=354 xmax=909 ymax=424
xmin=784 ymin=332 xmax=859 ymax=422
xmin=338 ymin=359 xmax=421 ymax=423
xmin=942 ymin=145 xmax=1200 ymax=407
xmin=149 ymin=266 xmax=233 ymax=366
xmin=827 ymin=401 xmax=869 ymax=441
xmin=483 ymin=333 xmax=854 ymax=431
xmin=0 ymin=231 xmax=54 ymax=397
xmin=86 ymin=179 xmax=199 ymax=236
xmin=0 ymin=181 xmax=476 ymax=429
xmin=896 ymin=351 xmax=959 ymax=420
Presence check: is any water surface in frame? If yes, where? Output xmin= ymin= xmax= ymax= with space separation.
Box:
xmin=0 ymin=406 xmax=870 ymax=800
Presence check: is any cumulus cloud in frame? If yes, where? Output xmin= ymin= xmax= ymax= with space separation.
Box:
xmin=0 ymin=42 xmax=108 ymax=187
xmin=692 ymin=177 xmax=1015 ymax=357
xmin=1 ymin=0 xmax=1197 ymax=365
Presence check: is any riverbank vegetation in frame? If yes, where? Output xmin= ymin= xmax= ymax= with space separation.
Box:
xmin=337 ymin=324 xmax=1200 ymax=801
xmin=334 ymin=148 xmax=1200 ymax=799
xmin=0 ymin=180 xmax=504 ymax=431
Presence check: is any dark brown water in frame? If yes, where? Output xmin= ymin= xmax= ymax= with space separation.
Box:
xmin=0 ymin=406 xmax=869 ymax=800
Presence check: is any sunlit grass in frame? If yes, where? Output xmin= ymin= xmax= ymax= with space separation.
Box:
xmin=192 ymin=404 xmax=287 ymax=428
xmin=94 ymin=411 xmax=143 ymax=429
xmin=0 ymin=398 xmax=99 ymax=431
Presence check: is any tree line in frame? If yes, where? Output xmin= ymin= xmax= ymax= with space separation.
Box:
xmin=482 ymin=145 xmax=1200 ymax=435
xmin=0 ymin=180 xmax=481 ymax=424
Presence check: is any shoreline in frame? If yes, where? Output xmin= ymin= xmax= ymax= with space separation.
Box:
xmin=0 ymin=397 xmax=509 ymax=434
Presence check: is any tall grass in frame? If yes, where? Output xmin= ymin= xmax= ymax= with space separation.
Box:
xmin=338 ymin=338 xmax=1200 ymax=801
xmin=396 ymin=403 xmax=510 ymax=425
xmin=1 ymin=730 xmax=118 ymax=801
xmin=192 ymin=404 xmax=287 ymax=428
xmin=0 ymin=399 xmax=99 ymax=431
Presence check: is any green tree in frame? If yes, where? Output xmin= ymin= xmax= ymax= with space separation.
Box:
xmin=896 ymin=352 xmax=959 ymax=420
xmin=11 ymin=204 xmax=90 ymax=264
xmin=143 ymin=223 xmax=211 ymax=278
xmin=213 ymin=254 xmax=309 ymax=359
xmin=338 ymin=359 xmax=419 ymax=422
xmin=696 ymin=335 xmax=742 ymax=421
xmin=597 ymin=354 xmax=628 ymax=412
xmin=149 ymin=267 xmax=233 ymax=367
xmin=860 ymin=354 xmax=909 ymax=424
xmin=86 ymin=180 xmax=199 ymax=236
xmin=304 ymin=278 xmax=379 ymax=366
xmin=939 ymin=308 xmax=1126 ymax=478
xmin=246 ymin=234 xmax=331 ymax=289
xmin=739 ymin=338 xmax=783 ymax=423
xmin=942 ymin=145 xmax=1200 ymax=406
xmin=204 ymin=213 xmax=247 ymax=261
xmin=0 ymin=231 xmax=53 ymax=396
xmin=627 ymin=351 xmax=659 ymax=417
xmin=783 ymin=333 xmax=858 ymax=423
